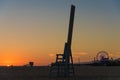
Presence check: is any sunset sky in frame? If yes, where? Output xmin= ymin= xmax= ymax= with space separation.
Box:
xmin=0 ymin=0 xmax=120 ymax=66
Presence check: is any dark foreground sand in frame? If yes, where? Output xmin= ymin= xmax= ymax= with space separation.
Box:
xmin=0 ymin=66 xmax=120 ymax=80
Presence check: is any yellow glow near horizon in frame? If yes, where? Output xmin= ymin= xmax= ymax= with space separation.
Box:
xmin=7 ymin=64 xmax=10 ymax=67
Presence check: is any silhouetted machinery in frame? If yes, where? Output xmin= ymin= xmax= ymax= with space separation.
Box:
xmin=49 ymin=5 xmax=75 ymax=77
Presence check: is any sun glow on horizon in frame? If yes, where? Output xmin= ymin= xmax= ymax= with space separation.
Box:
xmin=7 ymin=64 xmax=10 ymax=67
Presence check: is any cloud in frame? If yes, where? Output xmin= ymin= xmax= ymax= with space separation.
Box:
xmin=48 ymin=53 xmax=55 ymax=57
xmin=109 ymin=52 xmax=120 ymax=59
xmin=48 ymin=52 xmax=88 ymax=58
xmin=78 ymin=52 xmax=88 ymax=55
xmin=73 ymin=51 xmax=88 ymax=57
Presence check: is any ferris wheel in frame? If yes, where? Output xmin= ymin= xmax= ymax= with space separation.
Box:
xmin=96 ymin=51 xmax=109 ymax=61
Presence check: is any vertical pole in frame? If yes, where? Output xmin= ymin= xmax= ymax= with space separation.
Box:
xmin=65 ymin=5 xmax=75 ymax=77
xmin=67 ymin=5 xmax=75 ymax=48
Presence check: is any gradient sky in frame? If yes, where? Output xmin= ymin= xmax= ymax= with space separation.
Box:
xmin=0 ymin=0 xmax=120 ymax=66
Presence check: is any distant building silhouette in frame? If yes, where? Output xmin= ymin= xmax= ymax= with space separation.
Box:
xmin=87 ymin=51 xmax=120 ymax=66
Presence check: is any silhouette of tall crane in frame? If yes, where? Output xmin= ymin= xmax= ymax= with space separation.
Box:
xmin=49 ymin=5 xmax=75 ymax=77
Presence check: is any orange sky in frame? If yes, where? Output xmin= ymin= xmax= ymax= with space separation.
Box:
xmin=0 ymin=0 xmax=120 ymax=66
